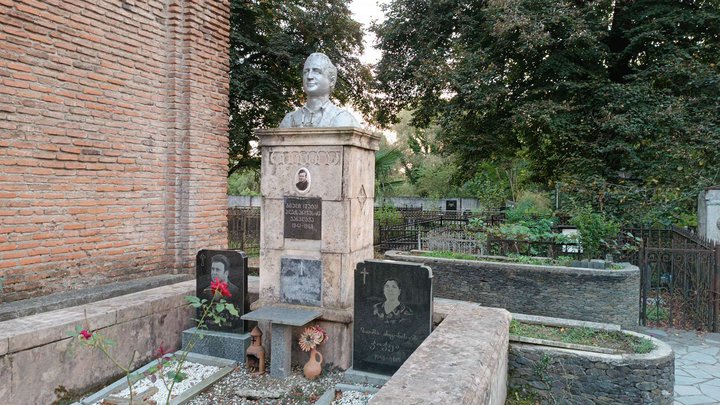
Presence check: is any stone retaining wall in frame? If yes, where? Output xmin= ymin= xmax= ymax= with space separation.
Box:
xmin=371 ymin=301 xmax=510 ymax=405
xmin=0 ymin=277 xmax=260 ymax=404
xmin=508 ymin=332 xmax=674 ymax=404
xmin=385 ymin=251 xmax=640 ymax=328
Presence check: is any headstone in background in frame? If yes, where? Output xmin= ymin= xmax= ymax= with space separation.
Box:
xmin=698 ymin=187 xmax=720 ymax=243
xmin=279 ymin=257 xmax=322 ymax=306
xmin=196 ymin=249 xmax=249 ymax=333
xmin=353 ymin=260 xmax=433 ymax=375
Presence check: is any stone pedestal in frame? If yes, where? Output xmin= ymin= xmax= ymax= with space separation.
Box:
xmin=181 ymin=328 xmax=251 ymax=363
xmin=256 ymin=127 xmax=379 ymax=369
xmin=698 ymin=187 xmax=720 ymax=243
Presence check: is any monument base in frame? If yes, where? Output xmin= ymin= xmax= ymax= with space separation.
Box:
xmin=181 ymin=327 xmax=251 ymax=363
xmin=343 ymin=367 xmax=391 ymax=386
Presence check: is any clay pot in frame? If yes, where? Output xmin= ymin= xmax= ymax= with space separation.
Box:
xmin=303 ymin=348 xmax=323 ymax=380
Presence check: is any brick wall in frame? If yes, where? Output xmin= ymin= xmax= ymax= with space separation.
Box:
xmin=0 ymin=0 xmax=230 ymax=302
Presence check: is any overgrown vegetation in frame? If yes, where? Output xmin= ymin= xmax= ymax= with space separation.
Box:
xmin=374 ymin=205 xmax=403 ymax=226
xmin=509 ymin=320 xmax=654 ymax=354
xmin=418 ymin=251 xmax=574 ymax=267
xmin=371 ymin=0 xmax=720 ymax=225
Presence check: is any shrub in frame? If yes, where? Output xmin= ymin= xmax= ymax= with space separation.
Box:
xmin=375 ymin=205 xmax=403 ymax=226
xmin=505 ymin=191 xmax=553 ymax=223
xmin=570 ymin=206 xmax=620 ymax=259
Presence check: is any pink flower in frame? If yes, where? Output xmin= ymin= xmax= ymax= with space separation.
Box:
xmin=80 ymin=329 xmax=93 ymax=340
xmin=210 ymin=278 xmax=231 ymax=298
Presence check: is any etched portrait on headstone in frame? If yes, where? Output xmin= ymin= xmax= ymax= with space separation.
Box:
xmin=280 ymin=257 xmax=322 ymax=306
xmin=353 ymin=260 xmax=433 ymax=375
xmin=279 ymin=52 xmax=361 ymax=128
xmin=196 ymin=249 xmax=249 ymax=332
xmin=295 ymin=167 xmax=311 ymax=192
xmin=373 ymin=278 xmax=413 ymax=324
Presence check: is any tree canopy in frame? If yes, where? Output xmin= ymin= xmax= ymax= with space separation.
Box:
xmin=229 ymin=0 xmax=374 ymax=175
xmin=372 ymin=0 xmax=720 ymax=224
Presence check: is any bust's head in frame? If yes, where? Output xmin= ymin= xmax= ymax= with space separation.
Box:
xmin=303 ymin=53 xmax=337 ymax=98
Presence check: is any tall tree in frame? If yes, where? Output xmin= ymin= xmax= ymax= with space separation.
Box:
xmin=373 ymin=0 xmax=720 ymax=224
xmin=229 ymin=0 xmax=374 ymax=175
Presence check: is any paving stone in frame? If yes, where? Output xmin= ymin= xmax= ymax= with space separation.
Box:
xmin=699 ymin=384 xmax=720 ymax=399
xmin=675 ymin=385 xmax=703 ymax=396
xmin=684 ymin=352 xmax=717 ymax=365
xmin=686 ymin=369 xmax=715 ymax=379
xmin=675 ymin=376 xmax=707 ymax=386
xmin=676 ymin=395 xmax=718 ymax=405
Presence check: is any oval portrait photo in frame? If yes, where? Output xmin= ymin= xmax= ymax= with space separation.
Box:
xmin=295 ymin=167 xmax=311 ymax=192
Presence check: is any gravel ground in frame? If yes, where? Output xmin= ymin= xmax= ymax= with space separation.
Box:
xmin=186 ymin=362 xmax=376 ymax=405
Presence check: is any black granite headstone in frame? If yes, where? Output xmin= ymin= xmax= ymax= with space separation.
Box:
xmin=445 ymin=200 xmax=457 ymax=211
xmin=280 ymin=257 xmax=322 ymax=306
xmin=353 ymin=260 xmax=433 ymax=375
xmin=283 ymin=197 xmax=322 ymax=240
xmin=195 ymin=249 xmax=249 ymax=333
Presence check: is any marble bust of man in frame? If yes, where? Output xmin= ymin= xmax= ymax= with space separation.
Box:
xmin=279 ymin=52 xmax=360 ymax=128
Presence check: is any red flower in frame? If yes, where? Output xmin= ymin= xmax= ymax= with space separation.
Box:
xmin=210 ymin=278 xmax=231 ymax=298
xmin=154 ymin=343 xmax=170 ymax=358
xmin=80 ymin=329 xmax=93 ymax=340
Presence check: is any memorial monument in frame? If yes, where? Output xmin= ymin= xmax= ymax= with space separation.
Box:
xmin=247 ymin=52 xmax=378 ymax=373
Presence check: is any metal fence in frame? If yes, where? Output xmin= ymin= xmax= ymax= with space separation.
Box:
xmin=227 ymin=207 xmax=260 ymax=254
xmin=635 ymin=227 xmax=720 ymax=331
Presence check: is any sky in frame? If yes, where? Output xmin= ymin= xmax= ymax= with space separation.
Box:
xmin=349 ymin=0 xmax=387 ymax=65
xmin=348 ymin=1 xmax=396 ymax=140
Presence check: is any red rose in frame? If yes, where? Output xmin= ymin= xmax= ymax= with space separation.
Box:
xmin=80 ymin=329 xmax=93 ymax=340
xmin=210 ymin=278 xmax=231 ymax=298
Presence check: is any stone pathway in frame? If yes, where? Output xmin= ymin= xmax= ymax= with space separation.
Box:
xmin=642 ymin=328 xmax=720 ymax=405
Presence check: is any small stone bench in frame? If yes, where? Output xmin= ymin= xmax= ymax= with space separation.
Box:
xmin=370 ymin=301 xmax=511 ymax=405
xmin=241 ymin=305 xmax=321 ymax=378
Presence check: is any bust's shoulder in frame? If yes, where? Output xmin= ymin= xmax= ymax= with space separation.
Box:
xmin=326 ymin=104 xmax=360 ymax=128
xmin=279 ymin=109 xmax=301 ymax=128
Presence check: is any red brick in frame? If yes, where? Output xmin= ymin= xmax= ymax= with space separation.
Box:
xmin=1 ymin=0 xmax=229 ymax=304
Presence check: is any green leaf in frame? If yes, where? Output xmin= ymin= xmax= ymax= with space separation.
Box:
xmin=215 ymin=303 xmax=225 ymax=313
xmin=226 ymin=304 xmax=239 ymax=317
xmin=185 ymin=296 xmax=200 ymax=305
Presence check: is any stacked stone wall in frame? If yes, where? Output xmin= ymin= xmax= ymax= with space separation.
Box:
xmin=385 ymin=251 xmax=640 ymax=328
xmin=0 ymin=0 xmax=229 ymax=301
xmin=508 ymin=339 xmax=674 ymax=405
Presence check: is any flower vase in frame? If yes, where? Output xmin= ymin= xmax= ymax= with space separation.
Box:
xmin=303 ymin=348 xmax=323 ymax=380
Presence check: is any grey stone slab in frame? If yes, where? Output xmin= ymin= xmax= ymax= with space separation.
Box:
xmin=687 ymin=368 xmax=715 ymax=379
xmin=343 ymin=368 xmax=391 ymax=386
xmin=694 ymin=364 xmax=720 ymax=377
xmin=703 ymin=378 xmax=720 ymax=387
xmin=699 ymin=384 xmax=720 ymax=399
xmin=279 ymin=257 xmax=322 ymax=306
xmin=675 ymin=375 xmax=708 ymax=386
xmin=676 ymin=395 xmax=719 ymax=405
xmin=79 ymin=351 xmax=236 ymax=405
xmin=241 ymin=306 xmax=321 ymax=326
xmin=696 ymin=346 xmax=720 ymax=356
xmin=0 ymin=274 xmax=191 ymax=322
xmin=270 ymin=323 xmax=292 ymax=379
xmin=675 ymin=385 xmax=703 ymax=396
xmin=182 ymin=327 xmax=251 ymax=363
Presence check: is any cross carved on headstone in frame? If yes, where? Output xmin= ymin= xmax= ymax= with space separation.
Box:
xmin=360 ymin=267 xmax=369 ymax=285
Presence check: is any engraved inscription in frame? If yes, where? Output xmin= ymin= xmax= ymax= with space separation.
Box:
xmin=269 ymin=150 xmax=341 ymax=166
xmin=284 ymin=197 xmax=322 ymax=240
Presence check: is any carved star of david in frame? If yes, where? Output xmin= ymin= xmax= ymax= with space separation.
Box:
xmin=357 ymin=185 xmax=367 ymax=206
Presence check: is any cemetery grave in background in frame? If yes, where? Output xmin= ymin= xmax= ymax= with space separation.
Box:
xmin=229 ymin=204 xmax=720 ymax=331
